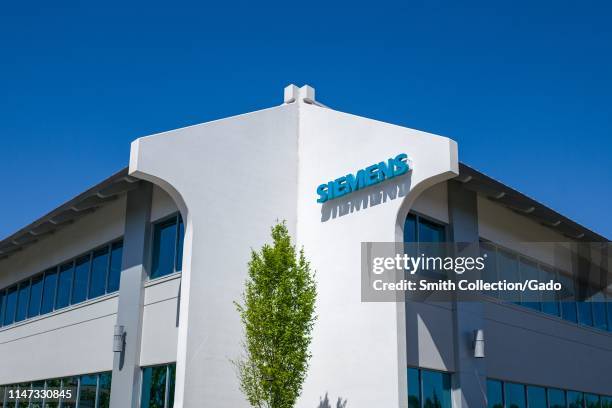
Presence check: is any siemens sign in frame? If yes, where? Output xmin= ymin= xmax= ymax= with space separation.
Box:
xmin=316 ymin=153 xmax=411 ymax=203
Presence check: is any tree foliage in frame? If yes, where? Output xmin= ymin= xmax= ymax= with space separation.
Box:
xmin=234 ymin=222 xmax=317 ymax=408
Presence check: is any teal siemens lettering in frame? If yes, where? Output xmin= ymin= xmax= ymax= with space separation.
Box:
xmin=317 ymin=153 xmax=411 ymax=203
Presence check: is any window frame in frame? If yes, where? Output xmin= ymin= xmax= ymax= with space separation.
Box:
xmin=149 ymin=213 xmax=184 ymax=281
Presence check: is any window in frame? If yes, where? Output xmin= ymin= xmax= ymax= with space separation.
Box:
xmin=520 ymin=259 xmax=541 ymax=311
xmin=89 ymin=248 xmax=109 ymax=299
xmin=0 ymin=372 xmax=110 ymax=407
xmin=3 ymin=286 xmax=17 ymax=326
xmin=527 ymin=386 xmax=547 ymax=408
xmin=404 ymin=214 xmax=445 ymax=244
xmin=549 ymin=389 xmax=566 ymax=408
xmin=0 ymin=239 xmax=122 ymax=329
xmin=141 ymin=363 xmax=176 ymax=408
xmin=78 ymin=374 xmax=97 ymax=407
xmin=586 ymin=394 xmax=602 ymax=408
xmin=27 ymin=275 xmax=43 ymax=318
xmin=481 ymin=241 xmax=611 ymax=332
xmin=40 ymin=268 xmax=58 ymax=315
xmin=408 ymin=368 xmax=420 ymax=408
xmin=107 ymin=242 xmax=123 ymax=293
xmin=487 ymin=380 xmax=503 ymax=408
xmin=568 ymin=391 xmax=584 ymax=408
xmin=151 ymin=214 xmax=184 ymax=279
xmin=56 ymin=263 xmax=73 ymax=310
xmin=14 ymin=281 xmax=30 ymax=323
xmin=505 ymin=382 xmax=526 ymax=408
xmin=72 ymin=255 xmax=90 ymax=304
xmin=407 ymin=368 xmax=451 ymax=408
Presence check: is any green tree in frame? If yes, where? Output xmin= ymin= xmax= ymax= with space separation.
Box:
xmin=234 ymin=221 xmax=317 ymax=408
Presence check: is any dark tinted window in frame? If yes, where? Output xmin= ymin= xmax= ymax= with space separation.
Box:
xmin=505 ymin=382 xmax=526 ymax=408
xmin=15 ymin=280 xmax=31 ymax=322
xmin=72 ymin=256 xmax=90 ymax=304
xmin=141 ymin=365 xmax=167 ymax=408
xmin=408 ymin=368 xmax=420 ymax=408
xmin=3 ymin=286 xmax=18 ymax=325
xmin=0 ymin=290 xmax=5 ymax=326
xmin=527 ymin=386 xmax=547 ymax=408
xmin=28 ymin=275 xmax=44 ymax=318
xmin=107 ymin=242 xmax=123 ymax=293
xmin=421 ymin=370 xmax=451 ymax=408
xmin=487 ymin=380 xmax=503 ymax=408
xmin=520 ymin=259 xmax=541 ymax=311
xmin=41 ymin=269 xmax=58 ymax=314
xmin=98 ymin=372 xmax=112 ymax=408
xmin=568 ymin=391 xmax=585 ymax=408
xmin=404 ymin=214 xmax=417 ymax=243
xmin=586 ymin=394 xmax=601 ymax=408
xmin=79 ymin=375 xmax=97 ymax=408
xmin=151 ymin=218 xmax=178 ymax=279
xmin=418 ymin=218 xmax=445 ymax=243
xmin=56 ymin=263 xmax=74 ymax=310
xmin=549 ymin=389 xmax=566 ymax=408
xmin=540 ymin=267 xmax=560 ymax=316
xmin=89 ymin=248 xmax=109 ymax=299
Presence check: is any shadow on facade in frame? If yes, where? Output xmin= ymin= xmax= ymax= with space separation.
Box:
xmin=320 ymin=174 xmax=413 ymax=222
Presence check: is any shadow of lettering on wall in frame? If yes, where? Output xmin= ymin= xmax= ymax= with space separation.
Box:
xmin=320 ymin=174 xmax=412 ymax=222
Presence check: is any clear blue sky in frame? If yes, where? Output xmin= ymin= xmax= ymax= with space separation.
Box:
xmin=1 ymin=1 xmax=611 ymax=239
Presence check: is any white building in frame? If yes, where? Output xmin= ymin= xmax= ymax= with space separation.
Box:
xmin=0 ymin=85 xmax=610 ymax=408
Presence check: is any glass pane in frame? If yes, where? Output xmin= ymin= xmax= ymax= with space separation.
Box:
xmin=28 ymin=275 xmax=44 ymax=318
xmin=408 ymin=368 xmax=420 ymax=408
xmin=30 ymin=380 xmax=44 ymax=408
xmin=40 ymin=269 xmax=58 ymax=315
xmin=176 ymin=216 xmax=184 ymax=272
xmin=0 ymin=290 xmax=5 ymax=327
xmin=151 ymin=218 xmax=178 ymax=279
xmin=499 ymin=251 xmax=519 ymax=302
xmin=608 ymin=297 xmax=612 ymax=332
xmin=559 ymin=273 xmax=577 ymax=323
xmin=16 ymin=383 xmax=29 ymax=408
xmin=44 ymin=378 xmax=61 ymax=408
xmin=98 ymin=372 xmax=112 ymax=408
xmin=89 ymin=247 xmax=109 ymax=299
xmin=3 ymin=286 xmax=18 ymax=326
xmin=520 ymin=259 xmax=541 ymax=311
xmin=585 ymin=394 xmax=601 ymax=408
xmin=549 ymin=389 xmax=566 ymax=408
xmin=141 ymin=365 xmax=167 ymax=408
xmin=541 ymin=267 xmax=560 ymax=316
xmin=591 ymin=291 xmax=607 ymax=331
xmin=72 ymin=255 xmax=90 ymax=304
xmin=168 ymin=364 xmax=176 ymax=408
xmin=421 ymin=370 xmax=451 ymax=408
xmin=404 ymin=214 xmax=417 ymax=243
xmin=60 ymin=377 xmax=78 ymax=408
xmin=481 ymin=243 xmax=499 ymax=298
xmin=79 ymin=375 xmax=97 ymax=408
xmin=568 ymin=391 xmax=584 ymax=408
xmin=576 ymin=280 xmax=593 ymax=327
xmin=15 ymin=281 xmax=31 ymax=322
xmin=486 ymin=380 xmax=503 ymax=408
xmin=107 ymin=242 xmax=123 ymax=293
xmin=527 ymin=386 xmax=547 ymax=408
xmin=56 ymin=262 xmax=74 ymax=310
xmin=418 ymin=218 xmax=445 ymax=243
xmin=505 ymin=382 xmax=526 ymax=408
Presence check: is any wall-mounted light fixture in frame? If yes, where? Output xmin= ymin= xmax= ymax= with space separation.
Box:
xmin=113 ymin=325 xmax=126 ymax=353
xmin=473 ymin=329 xmax=485 ymax=358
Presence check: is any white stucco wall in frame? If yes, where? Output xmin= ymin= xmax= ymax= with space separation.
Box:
xmin=129 ymin=94 xmax=459 ymax=407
